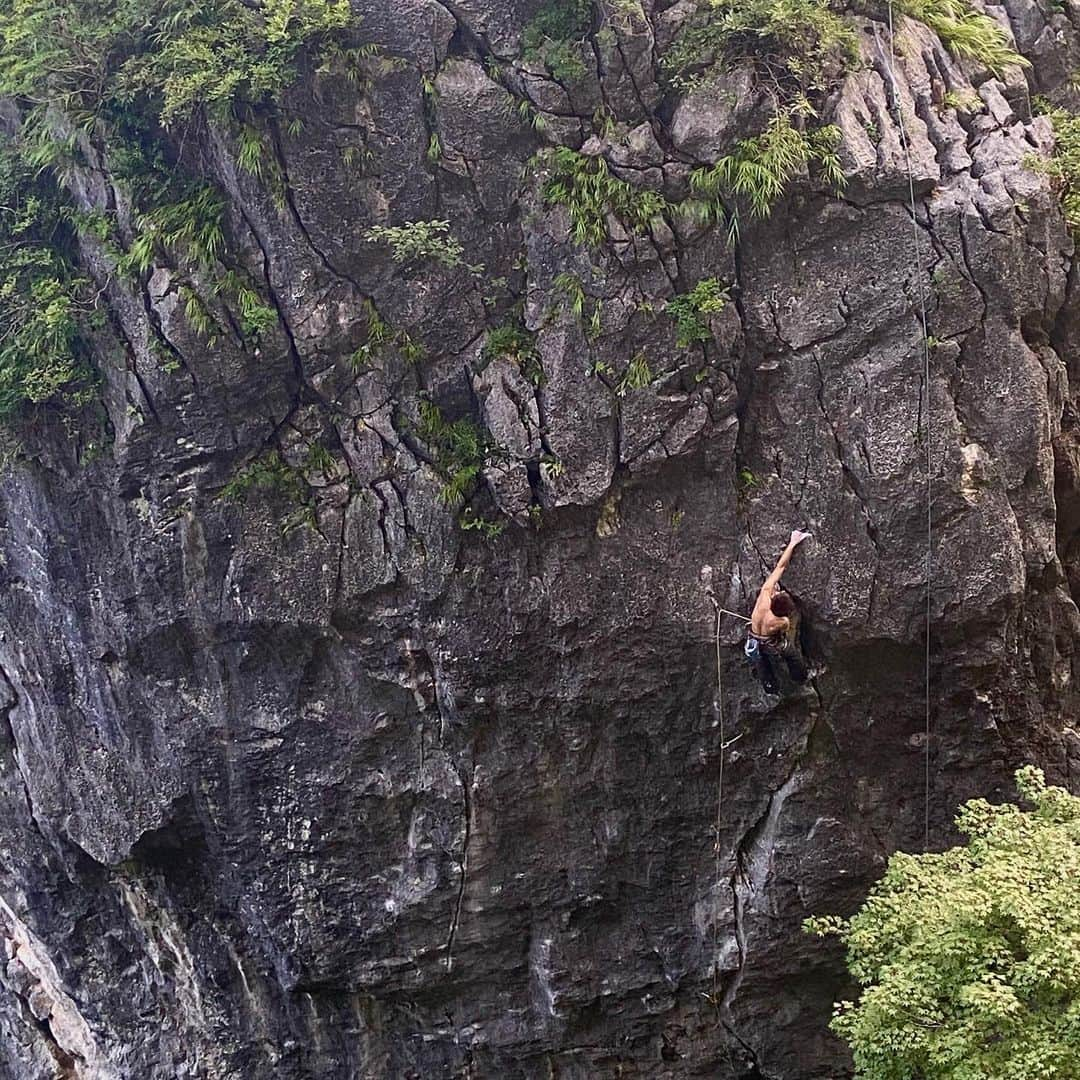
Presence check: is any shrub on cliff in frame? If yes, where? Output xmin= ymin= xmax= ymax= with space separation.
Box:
xmin=1027 ymin=104 xmax=1080 ymax=235
xmin=0 ymin=0 xmax=362 ymax=415
xmin=0 ymin=0 xmax=355 ymax=130
xmin=522 ymin=0 xmax=593 ymax=83
xmin=806 ymin=767 xmax=1080 ymax=1079
xmin=0 ymin=139 xmax=93 ymax=416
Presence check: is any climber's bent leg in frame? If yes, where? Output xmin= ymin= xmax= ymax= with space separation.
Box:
xmin=782 ymin=645 xmax=809 ymax=684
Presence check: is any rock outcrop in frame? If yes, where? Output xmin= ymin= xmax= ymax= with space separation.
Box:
xmin=2 ymin=1 xmax=1080 ymax=1077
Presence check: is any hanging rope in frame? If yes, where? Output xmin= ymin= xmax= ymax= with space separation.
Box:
xmin=712 ymin=602 xmax=725 ymax=1001
xmin=883 ymin=0 xmax=934 ymax=851
xmin=705 ymin=591 xmax=744 ymax=1003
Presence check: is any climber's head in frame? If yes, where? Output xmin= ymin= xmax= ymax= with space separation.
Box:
xmin=770 ymin=591 xmax=797 ymax=618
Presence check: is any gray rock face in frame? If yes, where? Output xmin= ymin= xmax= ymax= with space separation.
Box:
xmin=2 ymin=2 xmax=1080 ymax=1078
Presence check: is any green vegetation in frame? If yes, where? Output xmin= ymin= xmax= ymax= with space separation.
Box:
xmin=363 ymin=220 xmax=466 ymax=269
xmin=217 ymin=270 xmax=278 ymax=342
xmin=664 ymin=0 xmax=1022 ymax=96
xmin=737 ymin=467 xmax=759 ymax=490
xmin=112 ymin=169 xmax=228 ymax=278
xmin=540 ymin=147 xmax=671 ymax=247
xmin=0 ymin=0 xmax=355 ymax=131
xmin=660 ymin=0 xmax=1024 ymax=228
xmin=0 ymin=139 xmax=95 ymax=416
xmin=1027 ymin=105 xmax=1080 ymax=235
xmin=663 ymin=0 xmax=858 ymax=101
xmin=553 ymin=271 xmax=587 ymax=317
xmin=512 ymin=96 xmax=549 ymax=134
xmin=125 ymin=0 xmax=353 ymax=125
xmin=666 ymin=278 xmax=730 ymax=347
xmin=897 ymin=0 xmax=1026 ymax=76
xmin=414 ymin=399 xmax=496 ymax=509
xmin=522 ymin=0 xmax=592 ymax=84
xmin=0 ymin=0 xmax=363 ymax=417
xmin=600 ymin=0 xmax=645 ymax=36
xmin=806 ymin=767 xmax=1080 ymax=1080
xmin=524 ymin=1 xmax=859 ymax=235
xmin=220 ymin=450 xmax=308 ymax=503
xmin=219 ymin=443 xmax=339 ymax=531
xmin=459 ymin=507 xmax=506 ymax=539
xmin=691 ymin=114 xmax=844 ymax=222
xmin=483 ymin=321 xmax=542 ymax=384
xmin=941 ymin=88 xmax=982 ymax=113
xmin=349 ymin=300 xmax=424 ymax=370
xmin=219 ymin=449 xmax=323 ymax=531
xmin=617 ymin=353 xmax=652 ymax=394
xmin=174 ymin=269 xmax=276 ymax=348
xmin=663 ymin=0 xmax=853 ymax=225
xmin=552 ymin=271 xmax=605 ymax=340
xmin=591 ymin=103 xmax=616 ymax=139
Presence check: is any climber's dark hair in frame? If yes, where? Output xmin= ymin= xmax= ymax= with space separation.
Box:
xmin=770 ymin=592 xmax=797 ymax=617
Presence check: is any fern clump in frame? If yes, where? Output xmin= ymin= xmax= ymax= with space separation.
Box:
xmin=414 ymin=399 xmax=496 ymax=509
xmin=941 ymin=88 xmax=983 ymax=113
xmin=666 ymin=278 xmax=730 ymax=347
xmin=0 ymin=0 xmax=360 ymax=418
xmin=0 ymin=0 xmax=363 ymax=417
xmin=522 ymin=0 xmax=593 ymax=84
xmin=114 ymin=177 xmax=227 ymax=277
xmin=220 ymin=450 xmax=309 ymax=504
xmin=364 ymin=220 xmax=465 ymax=268
xmin=663 ymin=0 xmax=1022 ymax=94
xmin=540 ymin=147 xmax=671 ymax=246
xmin=663 ymin=0 xmax=1023 ymax=231
xmin=662 ymin=0 xmax=852 ymax=225
xmin=219 ymin=448 xmax=326 ymax=533
xmin=552 ymin=271 xmax=605 ymax=339
xmin=691 ymin=114 xmax=844 ymax=221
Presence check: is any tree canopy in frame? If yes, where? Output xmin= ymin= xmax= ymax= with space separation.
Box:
xmin=806 ymin=767 xmax=1080 ymax=1080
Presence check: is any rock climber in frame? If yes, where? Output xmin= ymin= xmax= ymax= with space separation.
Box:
xmin=745 ymin=530 xmax=812 ymax=694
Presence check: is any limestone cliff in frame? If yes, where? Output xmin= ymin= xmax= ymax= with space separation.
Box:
xmin=1 ymin=1 xmax=1079 ymax=1077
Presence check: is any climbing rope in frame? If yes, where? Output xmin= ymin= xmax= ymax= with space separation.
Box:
xmin=716 ymin=606 xmax=751 ymax=624
xmin=884 ymin=0 xmax=934 ymax=850
xmin=706 ymin=590 xmax=744 ymax=1003
xmin=712 ymin=603 xmax=725 ymax=1001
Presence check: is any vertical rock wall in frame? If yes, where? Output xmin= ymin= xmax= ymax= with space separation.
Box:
xmin=1 ymin=1 xmax=1079 ymax=1076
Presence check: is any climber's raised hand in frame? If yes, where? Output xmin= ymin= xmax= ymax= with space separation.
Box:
xmin=763 ymin=530 xmax=811 ymax=589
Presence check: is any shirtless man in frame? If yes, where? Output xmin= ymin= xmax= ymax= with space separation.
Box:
xmin=745 ymin=530 xmax=812 ymax=693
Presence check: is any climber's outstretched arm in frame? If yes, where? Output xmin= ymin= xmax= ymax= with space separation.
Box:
xmin=763 ymin=530 xmax=812 ymax=591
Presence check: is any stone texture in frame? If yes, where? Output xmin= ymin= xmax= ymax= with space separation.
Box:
xmin=1 ymin=2 xmax=1080 ymax=1078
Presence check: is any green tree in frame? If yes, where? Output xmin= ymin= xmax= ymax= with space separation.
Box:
xmin=806 ymin=767 xmax=1080 ymax=1079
